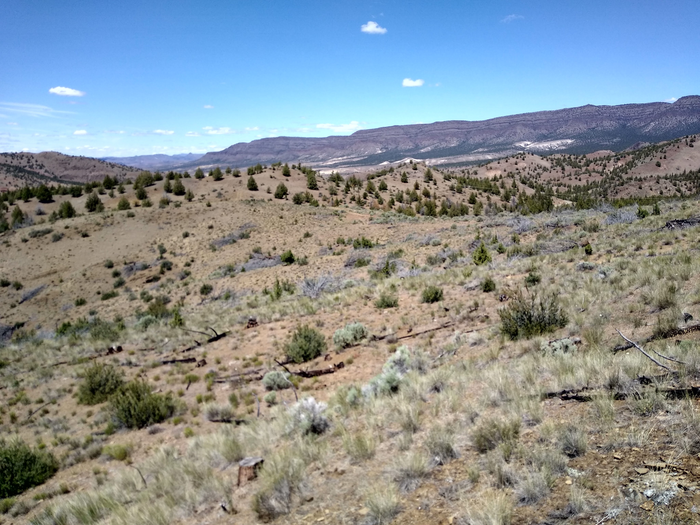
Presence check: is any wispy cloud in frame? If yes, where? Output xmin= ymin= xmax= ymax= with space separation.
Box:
xmin=49 ymin=86 xmax=85 ymax=97
xmin=402 ymin=78 xmax=424 ymax=87
xmin=203 ymin=126 xmax=235 ymax=135
xmin=105 ymin=130 xmax=125 ymax=134
xmin=501 ymin=14 xmax=523 ymax=23
xmin=7 ymin=122 xmax=18 ymax=126
xmin=153 ymin=129 xmax=174 ymax=135
xmin=203 ymin=105 xmax=214 ymax=109
xmin=73 ymin=130 xmax=87 ymax=135
xmin=361 ymin=21 xmax=387 ymax=34
xmin=316 ymin=121 xmax=362 ymax=133
xmin=0 ymin=102 xmax=72 ymax=118
xmin=665 ymin=97 xmax=678 ymax=103
xmin=245 ymin=126 xmax=259 ymax=131
xmin=185 ymin=131 xmax=200 ymax=137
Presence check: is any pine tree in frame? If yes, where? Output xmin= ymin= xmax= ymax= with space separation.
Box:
xmin=247 ymin=176 xmax=258 ymax=191
xmin=473 ymin=241 xmax=491 ymax=265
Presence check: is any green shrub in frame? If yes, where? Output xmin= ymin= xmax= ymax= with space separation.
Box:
xmin=481 ymin=276 xmax=496 ymax=292
xmin=0 ymin=439 xmax=59 ymax=498
xmin=375 ymin=292 xmax=399 ymax=309
xmin=583 ymin=243 xmax=593 ymax=256
xmin=77 ymin=363 xmax=124 ymax=405
xmin=84 ymin=191 xmax=103 ymax=213
xmin=285 ymin=325 xmax=327 ymax=363
xmin=280 ymin=250 xmax=295 ymax=265
xmin=499 ymin=290 xmax=568 ymax=340
xmin=102 ymin=444 xmax=131 ymax=461
xmin=473 ymin=241 xmax=492 ymax=265
xmin=58 ymin=201 xmax=76 ymax=219
xmin=247 ymin=176 xmax=258 ymax=191
xmin=524 ymin=271 xmax=541 ymax=287
xmin=114 ymin=197 xmax=129 ymax=211
xmin=472 ymin=418 xmax=521 ymax=453
xmin=333 ymin=322 xmax=369 ymax=349
xmin=421 ymin=285 xmax=443 ymax=303
xmin=200 ymin=283 xmax=213 ymax=296
xmin=109 ymin=380 xmax=176 ymax=429
xmin=274 ymin=183 xmax=288 ymax=199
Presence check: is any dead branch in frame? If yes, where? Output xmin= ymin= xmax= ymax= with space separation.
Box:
xmin=616 ymin=330 xmax=672 ymax=371
xmin=274 ymin=359 xmax=344 ymax=378
xmin=24 ymin=401 xmax=54 ymax=422
xmin=613 ymin=323 xmax=700 ymax=353
xmin=160 ymin=357 xmax=197 ymax=365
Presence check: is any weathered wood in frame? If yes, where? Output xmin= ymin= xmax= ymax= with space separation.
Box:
xmin=612 ymin=323 xmax=700 ymax=353
xmin=160 ymin=357 xmax=197 ymax=365
xmin=238 ymin=457 xmax=264 ymax=487
xmin=616 ymin=330 xmax=672 ymax=371
xmin=665 ymin=216 xmax=700 ymax=230
xmin=274 ymin=359 xmax=345 ymax=378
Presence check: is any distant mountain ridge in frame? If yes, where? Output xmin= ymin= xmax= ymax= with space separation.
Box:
xmin=189 ymin=96 xmax=700 ymax=169
xmin=0 ymin=151 xmax=139 ymax=189
xmin=100 ymin=153 xmax=203 ymax=171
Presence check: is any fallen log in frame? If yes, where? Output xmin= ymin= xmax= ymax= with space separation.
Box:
xmin=274 ymin=359 xmax=345 ymax=378
xmin=613 ymin=323 xmax=700 ymax=353
xmin=160 ymin=357 xmax=197 ymax=365
xmin=664 ymin=216 xmax=700 ymax=230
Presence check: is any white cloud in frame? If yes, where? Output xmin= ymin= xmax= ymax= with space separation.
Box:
xmin=245 ymin=126 xmax=259 ymax=131
xmin=665 ymin=97 xmax=678 ymax=103
xmin=501 ymin=14 xmax=523 ymax=23
xmin=361 ymin=21 xmax=387 ymax=34
xmin=203 ymin=126 xmax=235 ymax=135
xmin=49 ymin=86 xmax=85 ymax=97
xmin=203 ymin=105 xmax=214 ymax=109
xmin=105 ymin=130 xmax=125 ymax=134
xmin=0 ymin=102 xmax=71 ymax=118
xmin=73 ymin=130 xmax=87 ymax=135
xmin=316 ymin=121 xmax=362 ymax=133
xmin=186 ymin=131 xmax=200 ymax=137
xmin=153 ymin=129 xmax=174 ymax=135
xmin=7 ymin=122 xmax=18 ymax=126
xmin=402 ymin=78 xmax=424 ymax=87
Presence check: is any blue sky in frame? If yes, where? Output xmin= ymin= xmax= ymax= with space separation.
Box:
xmin=1 ymin=0 xmax=698 ymax=158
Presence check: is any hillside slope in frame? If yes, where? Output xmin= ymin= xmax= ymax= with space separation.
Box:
xmin=191 ymin=96 xmax=700 ymax=169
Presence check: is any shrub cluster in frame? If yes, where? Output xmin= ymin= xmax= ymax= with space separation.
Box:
xmin=262 ymin=371 xmax=292 ymax=391
xmin=0 ymin=439 xmax=59 ymax=498
xmin=421 ymin=285 xmax=443 ymax=303
xmin=284 ymin=325 xmax=327 ymax=363
xmin=109 ymin=380 xmax=177 ymax=429
xmin=499 ymin=290 xmax=568 ymax=340
xmin=333 ymin=322 xmax=369 ymax=350
xmin=77 ymin=363 xmax=125 ymax=405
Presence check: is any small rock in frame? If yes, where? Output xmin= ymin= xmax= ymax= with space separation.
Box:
xmin=614 ymin=454 xmax=623 ymax=460
xmin=358 ymin=508 xmax=369 ymax=516
xmin=636 ymin=468 xmax=650 ymax=475
xmin=640 ymin=501 xmax=655 ymax=511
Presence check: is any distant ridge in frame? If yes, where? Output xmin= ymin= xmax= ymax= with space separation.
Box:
xmin=100 ymin=153 xmax=203 ymax=171
xmin=189 ymin=96 xmax=700 ymax=169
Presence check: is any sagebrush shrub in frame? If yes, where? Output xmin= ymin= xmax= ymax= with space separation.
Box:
xmin=499 ymin=289 xmax=568 ymax=340
xmin=262 ymin=371 xmax=292 ymax=391
xmin=284 ymin=325 xmax=327 ymax=363
xmin=288 ymin=397 xmax=330 ymax=435
xmin=109 ymin=380 xmax=176 ymax=429
xmin=333 ymin=322 xmax=369 ymax=349
xmin=0 ymin=439 xmax=59 ymax=498
xmin=77 ymin=363 xmax=124 ymax=405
